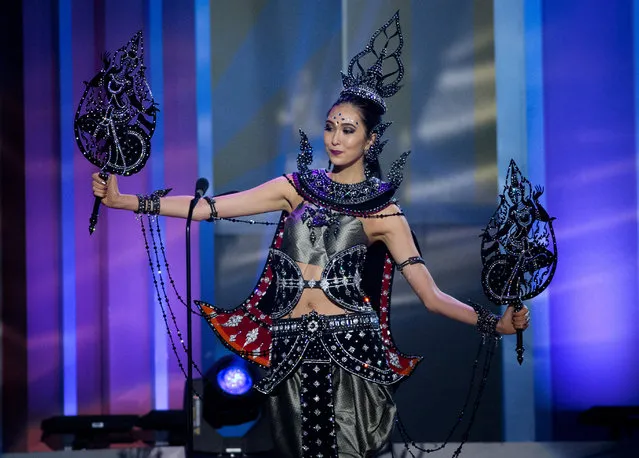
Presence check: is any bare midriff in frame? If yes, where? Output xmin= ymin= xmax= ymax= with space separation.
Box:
xmin=286 ymin=261 xmax=352 ymax=318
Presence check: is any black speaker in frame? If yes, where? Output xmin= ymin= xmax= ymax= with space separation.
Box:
xmin=580 ymin=406 xmax=639 ymax=440
xmin=40 ymin=415 xmax=138 ymax=450
xmin=137 ymin=409 xmax=186 ymax=446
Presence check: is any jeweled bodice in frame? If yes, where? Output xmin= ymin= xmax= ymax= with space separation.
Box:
xmin=269 ymin=202 xmax=371 ymax=318
xmin=280 ymin=201 xmax=368 ymax=265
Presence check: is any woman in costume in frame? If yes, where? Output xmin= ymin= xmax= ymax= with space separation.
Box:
xmin=92 ymin=12 xmax=529 ymax=458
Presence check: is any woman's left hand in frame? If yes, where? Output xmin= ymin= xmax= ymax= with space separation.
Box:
xmin=497 ymin=305 xmax=530 ymax=335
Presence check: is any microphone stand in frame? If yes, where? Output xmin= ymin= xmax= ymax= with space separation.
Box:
xmin=185 ymin=197 xmax=198 ymax=458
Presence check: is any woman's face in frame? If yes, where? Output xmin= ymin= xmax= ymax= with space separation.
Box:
xmin=324 ymin=103 xmax=374 ymax=170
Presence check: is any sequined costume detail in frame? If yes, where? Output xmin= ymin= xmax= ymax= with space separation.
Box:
xmin=195 ymin=170 xmax=421 ymax=370
xmin=267 ymin=201 xmax=370 ymax=317
xmin=74 ymin=31 xmax=157 ymax=177
xmin=195 ymin=195 xmax=420 ymax=373
xmin=294 ymin=130 xmax=410 ymax=214
xmin=339 ymin=11 xmax=405 ymax=113
xmin=257 ymin=311 xmax=405 ymax=395
xmin=270 ymin=244 xmax=370 ymax=318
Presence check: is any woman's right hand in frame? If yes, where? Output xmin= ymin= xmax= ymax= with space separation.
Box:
xmin=92 ymin=173 xmax=122 ymax=209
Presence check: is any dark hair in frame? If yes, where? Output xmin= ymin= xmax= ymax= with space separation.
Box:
xmin=328 ymin=93 xmax=384 ymax=178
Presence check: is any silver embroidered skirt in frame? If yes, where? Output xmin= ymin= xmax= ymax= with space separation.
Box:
xmin=258 ymin=312 xmax=398 ymax=457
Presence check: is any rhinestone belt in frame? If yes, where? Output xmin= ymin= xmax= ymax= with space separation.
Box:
xmin=270 ymin=311 xmax=379 ymax=336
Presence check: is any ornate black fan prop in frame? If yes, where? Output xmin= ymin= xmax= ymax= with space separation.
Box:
xmin=74 ymin=31 xmax=158 ymax=234
xmin=480 ymin=160 xmax=558 ymax=364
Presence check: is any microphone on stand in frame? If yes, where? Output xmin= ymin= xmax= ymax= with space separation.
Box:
xmin=185 ymin=177 xmax=208 ymax=458
xmin=194 ymin=177 xmax=209 ymax=203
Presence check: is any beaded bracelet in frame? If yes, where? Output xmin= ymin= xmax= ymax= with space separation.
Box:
xmin=150 ymin=191 xmax=161 ymax=215
xmin=396 ymin=256 xmax=426 ymax=272
xmin=135 ymin=188 xmax=172 ymax=215
xmin=203 ymin=196 xmax=218 ymax=221
xmin=467 ymin=300 xmax=501 ymax=339
xmin=135 ymin=194 xmax=147 ymax=214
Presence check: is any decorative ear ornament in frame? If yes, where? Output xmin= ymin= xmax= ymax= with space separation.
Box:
xmin=297 ymin=129 xmax=314 ymax=175
xmin=340 ymin=11 xmax=404 ymax=113
xmin=363 ymin=122 xmax=391 ymax=179
xmin=387 ymin=151 xmax=411 ymax=188
xmin=365 ymin=121 xmax=393 ymax=164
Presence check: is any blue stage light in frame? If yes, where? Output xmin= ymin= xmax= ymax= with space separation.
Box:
xmin=216 ymin=365 xmax=253 ymax=395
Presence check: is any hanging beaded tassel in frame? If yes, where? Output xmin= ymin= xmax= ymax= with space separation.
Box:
xmin=392 ymin=336 xmax=498 ymax=458
xmin=138 ymin=214 xmax=209 ymax=387
xmin=137 ymin=212 xmax=273 ymax=398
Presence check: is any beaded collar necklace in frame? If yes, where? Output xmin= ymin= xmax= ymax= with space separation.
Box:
xmin=301 ymin=169 xmax=394 ymax=206
xmin=293 ymin=130 xmax=407 ymax=215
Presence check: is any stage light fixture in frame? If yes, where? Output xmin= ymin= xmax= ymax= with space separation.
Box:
xmin=217 ymin=364 xmax=253 ymax=396
xmin=203 ymin=355 xmax=262 ymax=428
xmin=189 ymin=354 xmax=273 ymax=456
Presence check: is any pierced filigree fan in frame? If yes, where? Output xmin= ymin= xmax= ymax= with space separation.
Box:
xmin=74 ymin=31 xmax=158 ymax=233
xmin=480 ymin=160 xmax=558 ymax=363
